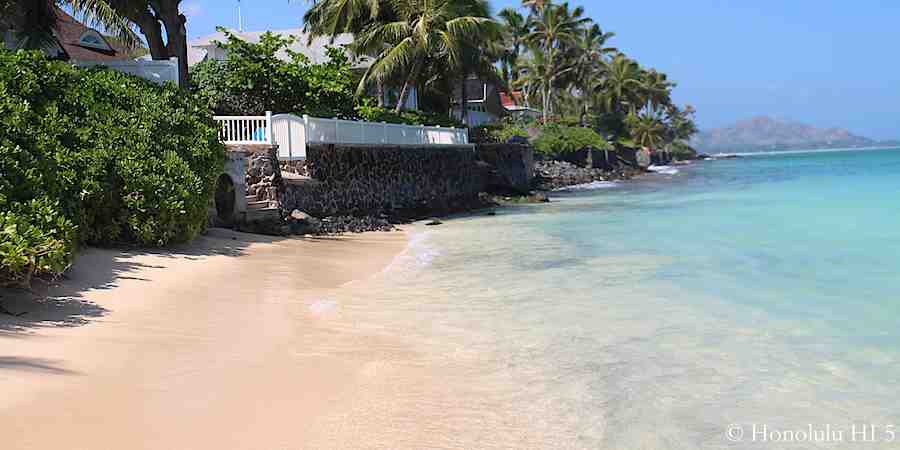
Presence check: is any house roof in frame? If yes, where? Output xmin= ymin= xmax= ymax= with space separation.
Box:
xmin=52 ymin=8 xmax=130 ymax=62
xmin=188 ymin=28 xmax=369 ymax=68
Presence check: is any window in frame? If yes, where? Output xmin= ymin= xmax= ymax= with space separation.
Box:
xmin=79 ymin=30 xmax=112 ymax=51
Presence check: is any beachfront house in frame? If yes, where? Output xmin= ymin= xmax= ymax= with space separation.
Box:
xmin=2 ymin=8 xmax=130 ymax=63
xmin=500 ymin=91 xmax=543 ymax=122
xmin=1 ymin=7 xmax=180 ymax=86
xmin=451 ymin=76 xmax=507 ymax=126
xmin=189 ymin=28 xmax=418 ymax=111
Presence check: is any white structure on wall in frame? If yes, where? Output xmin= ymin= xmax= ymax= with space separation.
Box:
xmin=77 ymin=57 xmax=180 ymax=86
xmin=213 ymin=113 xmax=470 ymax=160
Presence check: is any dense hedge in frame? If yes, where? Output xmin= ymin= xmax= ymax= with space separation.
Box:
xmin=0 ymin=50 xmax=225 ymax=286
xmin=532 ymin=124 xmax=611 ymax=156
xmin=191 ymin=29 xmax=357 ymax=118
xmin=470 ymin=121 xmax=530 ymax=144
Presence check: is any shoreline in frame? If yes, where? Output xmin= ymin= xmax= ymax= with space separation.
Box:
xmin=0 ymin=227 xmax=410 ymax=449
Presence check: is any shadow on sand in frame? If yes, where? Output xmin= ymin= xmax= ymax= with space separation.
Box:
xmin=0 ymin=356 xmax=80 ymax=375
xmin=0 ymin=228 xmax=291 ymax=336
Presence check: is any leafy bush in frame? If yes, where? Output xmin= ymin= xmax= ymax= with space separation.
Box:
xmin=669 ymin=140 xmax=698 ymax=159
xmin=0 ymin=199 xmax=76 ymax=287
xmin=354 ymin=99 xmax=463 ymax=128
xmin=191 ymin=28 xmax=357 ymax=118
xmin=532 ymin=124 xmax=611 ymax=156
xmin=1 ymin=50 xmax=225 ymax=284
xmin=470 ymin=121 xmax=530 ymax=144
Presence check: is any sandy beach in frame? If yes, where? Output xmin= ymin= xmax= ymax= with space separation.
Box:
xmin=0 ymin=228 xmax=409 ymax=450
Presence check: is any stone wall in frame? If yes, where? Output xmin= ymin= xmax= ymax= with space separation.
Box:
xmin=281 ymin=144 xmax=490 ymax=220
xmin=555 ymin=148 xmax=620 ymax=171
xmin=475 ymin=143 xmax=534 ymax=194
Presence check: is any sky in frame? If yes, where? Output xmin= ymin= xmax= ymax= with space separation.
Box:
xmin=180 ymin=0 xmax=900 ymax=139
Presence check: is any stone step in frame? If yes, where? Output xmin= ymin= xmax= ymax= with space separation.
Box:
xmin=247 ymin=200 xmax=270 ymax=210
xmin=245 ymin=194 xmax=259 ymax=203
xmin=245 ymin=207 xmax=280 ymax=222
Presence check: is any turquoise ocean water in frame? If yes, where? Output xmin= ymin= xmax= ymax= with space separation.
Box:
xmin=317 ymin=148 xmax=900 ymax=449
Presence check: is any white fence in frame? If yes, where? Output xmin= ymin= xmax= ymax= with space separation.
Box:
xmin=271 ymin=114 xmax=469 ymax=160
xmin=76 ymin=57 xmax=180 ymax=86
xmin=214 ymin=112 xmax=273 ymax=145
xmin=215 ymin=113 xmax=469 ymax=159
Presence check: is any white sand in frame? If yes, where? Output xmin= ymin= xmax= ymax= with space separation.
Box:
xmin=0 ymin=228 xmax=408 ymax=450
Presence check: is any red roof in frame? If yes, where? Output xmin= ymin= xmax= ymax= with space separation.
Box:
xmin=52 ymin=8 xmax=131 ymax=62
xmin=500 ymin=91 xmax=526 ymax=108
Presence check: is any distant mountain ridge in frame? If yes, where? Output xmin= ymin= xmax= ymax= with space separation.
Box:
xmin=691 ymin=116 xmax=898 ymax=153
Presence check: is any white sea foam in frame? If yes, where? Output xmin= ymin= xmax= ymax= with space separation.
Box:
xmin=648 ymin=165 xmax=680 ymax=175
xmin=554 ymin=180 xmax=618 ymax=192
xmin=381 ymin=229 xmax=440 ymax=276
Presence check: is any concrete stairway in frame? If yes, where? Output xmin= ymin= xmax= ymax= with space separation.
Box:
xmin=244 ymin=194 xmax=280 ymax=222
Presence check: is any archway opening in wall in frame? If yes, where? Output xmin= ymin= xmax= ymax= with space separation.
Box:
xmin=215 ymin=173 xmax=236 ymax=224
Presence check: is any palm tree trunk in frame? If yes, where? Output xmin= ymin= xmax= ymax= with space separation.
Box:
xmin=376 ymin=80 xmax=386 ymax=108
xmin=460 ymin=72 xmax=469 ymax=126
xmin=395 ymin=61 xmax=422 ymax=114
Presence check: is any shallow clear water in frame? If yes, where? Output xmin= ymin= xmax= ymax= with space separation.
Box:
xmin=319 ymin=148 xmax=900 ymax=449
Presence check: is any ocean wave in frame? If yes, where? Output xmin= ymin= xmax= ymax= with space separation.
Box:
xmin=648 ymin=165 xmax=680 ymax=175
xmin=382 ymin=229 xmax=440 ymax=275
xmin=554 ymin=180 xmax=618 ymax=192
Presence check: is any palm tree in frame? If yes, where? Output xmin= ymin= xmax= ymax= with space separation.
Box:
xmin=353 ymin=0 xmax=496 ymax=113
xmin=567 ymin=23 xmax=616 ymax=125
xmin=303 ymin=0 xmax=396 ymax=105
xmin=597 ymin=54 xmax=643 ymax=116
xmin=302 ymin=0 xmax=389 ymax=40
xmin=524 ymin=1 xmax=589 ymax=121
xmin=497 ymin=7 xmax=528 ymax=88
xmin=639 ymin=68 xmax=675 ymax=112
xmin=626 ymin=110 xmax=666 ymax=150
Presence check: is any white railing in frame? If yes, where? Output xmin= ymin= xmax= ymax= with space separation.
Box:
xmin=214 ymin=112 xmax=273 ymax=145
xmin=271 ymin=114 xmax=469 ymax=160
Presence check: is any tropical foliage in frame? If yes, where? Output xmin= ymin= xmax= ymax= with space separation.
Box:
xmin=0 ymin=50 xmax=224 ymax=287
xmin=533 ymin=123 xmax=610 ymax=156
xmin=191 ymin=29 xmax=357 ymax=118
xmin=302 ymin=0 xmax=697 ymax=152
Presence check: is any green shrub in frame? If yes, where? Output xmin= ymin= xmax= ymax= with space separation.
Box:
xmin=532 ymin=124 xmax=611 ymax=156
xmin=470 ymin=121 xmax=530 ymax=144
xmin=191 ymin=28 xmax=357 ymax=118
xmin=354 ymin=99 xmax=463 ymax=128
xmin=0 ymin=50 xmax=225 ymax=284
xmin=669 ymin=140 xmax=698 ymax=159
xmin=0 ymin=199 xmax=76 ymax=287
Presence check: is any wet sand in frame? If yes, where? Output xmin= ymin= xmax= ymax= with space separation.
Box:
xmin=0 ymin=228 xmax=408 ymax=450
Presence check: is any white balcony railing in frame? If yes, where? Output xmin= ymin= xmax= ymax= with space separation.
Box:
xmin=214 ymin=112 xmax=273 ymax=145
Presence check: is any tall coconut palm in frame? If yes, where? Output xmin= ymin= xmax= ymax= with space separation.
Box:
xmin=597 ymin=54 xmax=643 ymax=116
xmin=497 ymin=7 xmax=528 ymax=88
xmin=639 ymin=68 xmax=675 ymax=112
xmin=302 ymin=0 xmax=389 ymax=39
xmin=303 ymin=0 xmax=397 ymax=105
xmin=448 ymin=0 xmax=497 ymax=126
xmin=567 ymin=23 xmax=616 ymax=125
xmin=353 ymin=0 xmax=496 ymax=113
xmin=524 ymin=1 xmax=589 ymax=121
xmin=626 ymin=110 xmax=666 ymax=150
